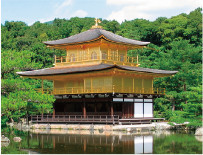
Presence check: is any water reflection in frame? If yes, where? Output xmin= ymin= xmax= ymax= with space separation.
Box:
xmin=134 ymin=136 xmax=153 ymax=154
xmin=2 ymin=129 xmax=202 ymax=154
xmin=29 ymin=134 xmax=153 ymax=154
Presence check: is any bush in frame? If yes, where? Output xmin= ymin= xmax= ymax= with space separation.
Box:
xmin=186 ymin=118 xmax=202 ymax=129
xmin=168 ymin=122 xmax=175 ymax=126
xmin=1 ymin=115 xmax=9 ymax=128
xmin=154 ymin=111 xmax=162 ymax=118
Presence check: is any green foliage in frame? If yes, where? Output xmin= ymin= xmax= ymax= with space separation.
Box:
xmin=186 ymin=119 xmax=202 ymax=128
xmin=169 ymin=111 xmax=187 ymax=124
xmin=1 ymin=48 xmax=55 ymax=126
xmin=153 ymin=133 xmax=202 ymax=154
xmin=102 ymin=20 xmax=120 ymax=33
xmin=1 ymin=90 xmax=55 ymax=122
xmin=1 ymin=50 xmax=42 ymax=78
xmin=168 ymin=122 xmax=175 ymax=126
xmin=1 ymin=115 xmax=9 ymax=128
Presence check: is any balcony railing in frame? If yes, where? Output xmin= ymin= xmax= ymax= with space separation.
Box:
xmin=36 ymin=88 xmax=53 ymax=94
xmin=31 ymin=115 xmax=120 ymax=124
xmin=36 ymin=86 xmax=165 ymax=95
xmin=55 ymin=53 xmax=139 ymax=67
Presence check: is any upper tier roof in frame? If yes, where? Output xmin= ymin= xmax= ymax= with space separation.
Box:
xmin=44 ymin=28 xmax=150 ymax=46
xmin=17 ymin=64 xmax=178 ymax=77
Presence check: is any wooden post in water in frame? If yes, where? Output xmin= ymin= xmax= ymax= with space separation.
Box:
xmin=83 ymin=138 xmax=86 ymax=152
xmin=53 ymin=136 xmax=55 ymax=149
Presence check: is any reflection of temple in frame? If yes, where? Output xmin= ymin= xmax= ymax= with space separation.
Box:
xmin=17 ymin=19 xmax=177 ymax=124
xmin=134 ymin=136 xmax=153 ymax=154
xmin=31 ymin=134 xmax=153 ymax=154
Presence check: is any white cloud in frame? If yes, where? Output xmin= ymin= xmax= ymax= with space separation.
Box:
xmin=54 ymin=0 xmax=73 ymax=16
xmin=106 ymin=0 xmax=202 ymax=22
xmin=108 ymin=6 xmax=152 ymax=23
xmin=34 ymin=0 xmax=87 ymax=25
xmin=106 ymin=0 xmax=201 ymax=8
xmin=71 ymin=10 xmax=88 ymax=18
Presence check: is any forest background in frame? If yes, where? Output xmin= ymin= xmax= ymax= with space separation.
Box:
xmin=1 ymin=8 xmax=202 ymax=128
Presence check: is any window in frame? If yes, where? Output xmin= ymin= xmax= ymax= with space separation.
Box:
xmin=102 ymin=52 xmax=107 ymax=60
xmin=91 ymin=52 xmax=97 ymax=60
xmin=81 ymin=50 xmax=87 ymax=60
xmin=120 ymin=54 xmax=124 ymax=62
xmin=110 ymin=51 xmax=114 ymax=60
xmin=69 ymin=54 xmax=76 ymax=62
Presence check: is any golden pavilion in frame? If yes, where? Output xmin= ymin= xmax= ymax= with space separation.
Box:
xmin=17 ymin=19 xmax=178 ymax=124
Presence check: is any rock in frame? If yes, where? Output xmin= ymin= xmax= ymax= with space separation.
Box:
xmin=1 ymin=142 xmax=10 ymax=147
xmin=7 ymin=122 xmax=14 ymax=128
xmin=195 ymin=135 xmax=203 ymax=142
xmin=154 ymin=122 xmax=171 ymax=130
xmin=46 ymin=124 xmax=51 ymax=130
xmin=89 ymin=125 xmax=94 ymax=131
xmin=195 ymin=127 xmax=203 ymax=136
xmin=127 ymin=128 xmax=132 ymax=132
xmin=99 ymin=128 xmax=104 ymax=133
xmin=1 ymin=135 xmax=10 ymax=143
xmin=13 ymin=137 xmax=22 ymax=142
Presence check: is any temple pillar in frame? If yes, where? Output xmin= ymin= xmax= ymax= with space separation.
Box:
xmin=94 ymin=104 xmax=97 ymax=113
xmin=53 ymin=103 xmax=55 ymax=118
xmin=110 ymin=102 xmax=114 ymax=116
xmin=83 ymin=101 xmax=86 ymax=118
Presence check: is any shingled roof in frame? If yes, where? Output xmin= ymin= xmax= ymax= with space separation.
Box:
xmin=44 ymin=28 xmax=150 ymax=46
xmin=17 ymin=64 xmax=178 ymax=76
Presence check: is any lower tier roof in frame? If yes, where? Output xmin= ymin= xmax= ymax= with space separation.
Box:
xmin=17 ymin=64 xmax=178 ymax=77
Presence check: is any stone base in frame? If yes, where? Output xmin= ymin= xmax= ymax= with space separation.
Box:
xmin=31 ymin=124 xmax=112 ymax=131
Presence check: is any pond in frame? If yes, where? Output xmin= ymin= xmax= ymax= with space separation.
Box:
xmin=1 ymin=128 xmax=202 ymax=154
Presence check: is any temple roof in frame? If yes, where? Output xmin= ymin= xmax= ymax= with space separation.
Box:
xmin=44 ymin=28 xmax=150 ymax=46
xmin=17 ymin=64 xmax=178 ymax=77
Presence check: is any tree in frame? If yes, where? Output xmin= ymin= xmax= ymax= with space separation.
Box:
xmin=1 ymin=49 xmax=55 ymax=127
xmin=1 ymin=90 xmax=55 ymax=122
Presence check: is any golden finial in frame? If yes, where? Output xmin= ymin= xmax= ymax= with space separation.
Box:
xmin=91 ymin=18 xmax=102 ymax=29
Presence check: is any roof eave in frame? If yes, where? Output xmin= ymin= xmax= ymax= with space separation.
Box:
xmin=16 ymin=64 xmax=178 ymax=78
xmin=44 ymin=36 xmax=150 ymax=50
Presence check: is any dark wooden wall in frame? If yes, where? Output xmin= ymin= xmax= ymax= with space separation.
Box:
xmin=122 ymin=102 xmax=134 ymax=118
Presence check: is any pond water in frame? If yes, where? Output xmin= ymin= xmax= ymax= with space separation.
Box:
xmin=1 ymin=129 xmax=202 ymax=154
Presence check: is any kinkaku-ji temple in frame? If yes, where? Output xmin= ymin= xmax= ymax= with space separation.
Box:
xmin=17 ymin=19 xmax=178 ymax=125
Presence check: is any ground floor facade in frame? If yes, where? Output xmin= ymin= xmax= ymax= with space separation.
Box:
xmin=53 ymin=94 xmax=154 ymax=119
xmin=31 ymin=94 xmax=164 ymax=124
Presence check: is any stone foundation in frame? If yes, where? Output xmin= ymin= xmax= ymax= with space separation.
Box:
xmin=31 ymin=124 xmax=113 ymax=131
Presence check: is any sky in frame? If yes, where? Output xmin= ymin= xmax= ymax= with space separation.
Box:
xmin=1 ymin=0 xmax=202 ymax=25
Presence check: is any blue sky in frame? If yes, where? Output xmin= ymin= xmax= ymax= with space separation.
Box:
xmin=1 ymin=0 xmax=202 ymax=25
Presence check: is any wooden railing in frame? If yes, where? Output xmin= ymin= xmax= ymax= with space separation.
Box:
xmin=56 ymin=112 xmax=123 ymax=116
xmin=31 ymin=115 xmax=120 ymax=124
xmin=35 ymin=88 xmax=53 ymax=94
xmin=55 ymin=54 xmax=139 ymax=67
xmin=35 ymin=87 xmax=165 ymax=95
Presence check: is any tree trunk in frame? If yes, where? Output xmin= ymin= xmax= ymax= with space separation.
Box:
xmin=184 ymin=84 xmax=187 ymax=104
xmin=172 ymin=101 xmax=175 ymax=111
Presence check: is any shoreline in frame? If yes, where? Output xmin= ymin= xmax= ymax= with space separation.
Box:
xmin=8 ymin=121 xmax=195 ymax=135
